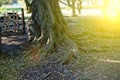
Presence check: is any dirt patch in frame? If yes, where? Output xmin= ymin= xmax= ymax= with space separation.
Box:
xmin=1 ymin=32 xmax=28 ymax=55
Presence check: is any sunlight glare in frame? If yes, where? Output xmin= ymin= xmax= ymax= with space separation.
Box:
xmin=102 ymin=0 xmax=120 ymax=22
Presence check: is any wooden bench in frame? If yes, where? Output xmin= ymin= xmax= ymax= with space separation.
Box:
xmin=0 ymin=8 xmax=25 ymax=33
xmin=0 ymin=8 xmax=25 ymax=51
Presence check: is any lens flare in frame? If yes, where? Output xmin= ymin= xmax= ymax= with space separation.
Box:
xmin=102 ymin=0 xmax=120 ymax=22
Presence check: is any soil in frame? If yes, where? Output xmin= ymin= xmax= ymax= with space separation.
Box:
xmin=1 ymin=31 xmax=28 ymax=56
xmin=1 ymin=16 xmax=120 ymax=80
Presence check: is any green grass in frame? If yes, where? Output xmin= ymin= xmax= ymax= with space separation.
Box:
xmin=1 ymin=16 xmax=120 ymax=80
xmin=67 ymin=16 xmax=120 ymax=79
xmin=0 ymin=7 xmax=22 ymax=12
xmin=0 ymin=55 xmax=28 ymax=80
xmin=0 ymin=47 xmax=41 ymax=80
xmin=0 ymin=7 xmax=5 ymax=13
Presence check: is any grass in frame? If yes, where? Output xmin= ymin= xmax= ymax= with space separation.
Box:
xmin=67 ymin=16 xmax=120 ymax=79
xmin=0 ymin=48 xmax=41 ymax=80
xmin=0 ymin=55 xmax=28 ymax=80
xmin=1 ymin=16 xmax=120 ymax=80
xmin=0 ymin=7 xmax=22 ymax=12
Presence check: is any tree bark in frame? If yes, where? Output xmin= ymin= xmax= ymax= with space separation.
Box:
xmin=30 ymin=0 xmax=79 ymax=64
xmin=72 ymin=0 xmax=76 ymax=16
xmin=67 ymin=0 xmax=71 ymax=6
xmin=24 ymin=0 xmax=32 ymax=12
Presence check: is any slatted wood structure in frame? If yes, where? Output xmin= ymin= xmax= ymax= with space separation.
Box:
xmin=0 ymin=8 xmax=25 ymax=51
xmin=0 ymin=8 xmax=25 ymax=33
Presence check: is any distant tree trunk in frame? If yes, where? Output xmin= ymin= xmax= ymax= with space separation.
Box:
xmin=30 ymin=0 xmax=79 ymax=64
xmin=67 ymin=0 xmax=71 ymax=6
xmin=24 ymin=0 xmax=32 ymax=13
xmin=76 ymin=0 xmax=82 ymax=15
xmin=72 ymin=0 xmax=76 ymax=16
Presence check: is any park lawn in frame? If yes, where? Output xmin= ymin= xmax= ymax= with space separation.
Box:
xmin=67 ymin=16 xmax=120 ymax=79
xmin=0 ymin=16 xmax=120 ymax=80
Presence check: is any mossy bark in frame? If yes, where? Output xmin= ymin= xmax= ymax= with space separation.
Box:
xmin=30 ymin=0 xmax=80 ymax=64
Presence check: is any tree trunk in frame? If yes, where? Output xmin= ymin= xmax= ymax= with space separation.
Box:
xmin=67 ymin=0 xmax=71 ymax=6
xmin=30 ymin=0 xmax=79 ymax=64
xmin=24 ymin=0 xmax=32 ymax=13
xmin=72 ymin=0 xmax=76 ymax=16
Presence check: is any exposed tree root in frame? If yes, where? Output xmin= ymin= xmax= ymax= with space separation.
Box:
xmin=26 ymin=0 xmax=80 ymax=65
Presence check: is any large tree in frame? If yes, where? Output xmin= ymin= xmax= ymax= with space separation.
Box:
xmin=26 ymin=0 xmax=80 ymax=64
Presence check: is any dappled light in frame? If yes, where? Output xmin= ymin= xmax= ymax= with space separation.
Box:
xmin=101 ymin=0 xmax=120 ymax=22
xmin=99 ymin=59 xmax=120 ymax=63
xmin=67 ymin=16 xmax=120 ymax=79
xmin=1 ymin=0 xmax=120 ymax=80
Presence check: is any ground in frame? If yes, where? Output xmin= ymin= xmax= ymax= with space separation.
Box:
xmin=67 ymin=16 xmax=120 ymax=80
xmin=1 ymin=32 xmax=28 ymax=55
xmin=1 ymin=9 xmax=120 ymax=80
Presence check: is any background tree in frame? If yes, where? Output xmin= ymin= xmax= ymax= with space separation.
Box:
xmin=71 ymin=0 xmax=76 ymax=16
xmin=67 ymin=0 xmax=71 ymax=6
xmin=76 ymin=0 xmax=82 ymax=15
xmin=69 ymin=0 xmax=82 ymax=16
xmin=101 ymin=0 xmax=110 ymax=16
xmin=29 ymin=0 xmax=80 ymax=64
xmin=0 ymin=0 xmax=12 ymax=6
xmin=0 ymin=0 xmax=3 ymax=6
xmin=24 ymin=0 xmax=32 ymax=12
